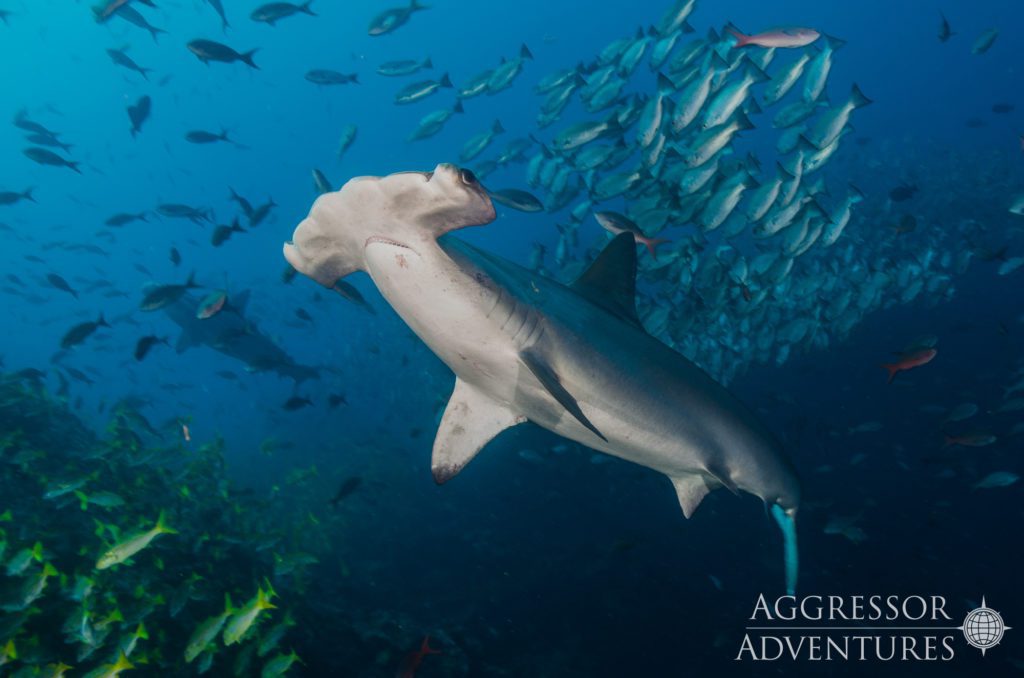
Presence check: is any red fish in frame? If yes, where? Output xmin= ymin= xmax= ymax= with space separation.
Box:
xmin=396 ymin=635 xmax=441 ymax=678
xmin=196 ymin=289 xmax=228 ymax=319
xmin=593 ymin=212 xmax=670 ymax=259
xmin=880 ymin=347 xmax=937 ymax=384
xmin=726 ymin=24 xmax=820 ymax=48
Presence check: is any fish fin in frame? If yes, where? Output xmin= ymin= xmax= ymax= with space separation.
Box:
xmin=155 ymin=510 xmax=178 ymax=535
xmin=570 ymin=232 xmax=642 ymax=327
xmin=849 ymin=83 xmax=872 ymax=108
xmin=240 ymin=49 xmax=259 ymax=69
xmin=733 ymin=109 xmax=755 ymax=132
xmin=706 ymin=466 xmax=739 ymax=495
xmin=724 ymin=23 xmax=749 ymax=47
xmin=431 ymin=378 xmax=526 ymax=484
xmin=671 ymin=474 xmax=713 ymax=518
xmin=520 ymin=350 xmax=606 ymax=441
xmin=822 ymin=33 xmax=846 ymax=51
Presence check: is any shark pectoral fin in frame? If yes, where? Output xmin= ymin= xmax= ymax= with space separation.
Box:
xmin=520 ymin=350 xmax=607 ymax=442
xmin=432 ymin=378 xmax=526 ymax=484
xmin=569 ymin=232 xmax=642 ymax=328
xmin=671 ymin=474 xmax=712 ymax=518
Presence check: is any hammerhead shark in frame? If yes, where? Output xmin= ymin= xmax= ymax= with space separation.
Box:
xmin=163 ymin=291 xmax=319 ymax=383
xmin=283 ymin=164 xmax=801 ymax=592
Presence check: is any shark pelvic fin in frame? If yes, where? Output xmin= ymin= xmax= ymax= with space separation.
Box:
xmin=520 ymin=350 xmax=607 ymax=441
xmin=432 ymin=378 xmax=526 ymax=484
xmin=671 ymin=474 xmax=712 ymax=518
xmin=569 ymin=232 xmax=642 ymax=327
xmin=706 ymin=465 xmax=740 ymax=495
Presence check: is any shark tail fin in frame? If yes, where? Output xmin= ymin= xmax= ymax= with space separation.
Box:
xmin=770 ymin=504 xmax=799 ymax=595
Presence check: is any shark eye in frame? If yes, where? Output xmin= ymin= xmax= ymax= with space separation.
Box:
xmin=459 ymin=168 xmax=477 ymax=185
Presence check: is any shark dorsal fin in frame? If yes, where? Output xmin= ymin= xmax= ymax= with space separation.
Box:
xmin=570 ymin=232 xmax=641 ymax=327
xmin=432 ymin=378 xmax=526 ymax=484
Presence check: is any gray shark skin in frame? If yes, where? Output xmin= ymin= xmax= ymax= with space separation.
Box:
xmin=162 ymin=291 xmax=319 ymax=383
xmin=283 ymin=163 xmax=801 ymax=591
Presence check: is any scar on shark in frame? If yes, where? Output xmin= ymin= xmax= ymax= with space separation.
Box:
xmin=284 ymin=163 xmax=801 ymax=593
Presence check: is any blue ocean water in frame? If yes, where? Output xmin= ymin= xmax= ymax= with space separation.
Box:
xmin=0 ymin=0 xmax=1022 ymax=675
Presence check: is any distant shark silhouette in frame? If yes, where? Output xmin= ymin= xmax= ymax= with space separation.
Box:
xmin=284 ymin=164 xmax=801 ymax=592
xmin=162 ymin=291 xmax=319 ymax=383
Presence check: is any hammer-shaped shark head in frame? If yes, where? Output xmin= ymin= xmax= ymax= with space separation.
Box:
xmin=284 ymin=163 xmax=496 ymax=287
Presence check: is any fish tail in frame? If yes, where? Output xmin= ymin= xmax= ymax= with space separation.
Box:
xmin=880 ymin=363 xmax=898 ymax=384
xmin=68 ymin=160 xmax=82 ymax=175
xmin=23 ymin=187 xmax=36 ymax=202
xmin=155 ymin=510 xmax=179 ymax=535
xmin=822 ymin=33 xmax=847 ymax=51
xmin=849 ymin=83 xmax=872 ymax=108
xmin=113 ymin=651 xmax=134 ymax=672
xmin=256 ymin=586 xmax=277 ymax=610
xmin=725 ymin=23 xmax=750 ymax=47
xmin=410 ymin=0 xmax=428 ymax=10
xmin=421 ymin=635 xmax=441 ymax=655
xmin=241 ymin=49 xmax=260 ymax=70
xmin=301 ymin=0 xmax=316 ymax=15
xmin=642 ymin=237 xmax=670 ymax=260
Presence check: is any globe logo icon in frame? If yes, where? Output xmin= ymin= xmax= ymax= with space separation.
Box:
xmin=961 ymin=597 xmax=1010 ymax=656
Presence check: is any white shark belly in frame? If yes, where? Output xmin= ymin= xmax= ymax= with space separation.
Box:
xmin=365 ymin=239 xmax=725 ymax=483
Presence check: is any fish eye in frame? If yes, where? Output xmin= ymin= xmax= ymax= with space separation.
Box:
xmin=459 ymin=168 xmax=477 ymax=185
